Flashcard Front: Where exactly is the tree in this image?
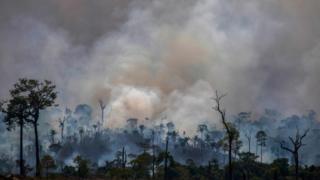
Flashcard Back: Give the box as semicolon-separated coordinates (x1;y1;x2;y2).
280;128;309;180
50;129;57;144
139;124;145;135
212;90;235;180
245;129;252;153
151;129;156;179
197;124;208;140
164;136;169;180
219;126;242;160
256;130;267;163
74;155;90;178
1;96;29;176
59;117;66;142
121;147;127;169
270;158;289;179
41;155;56;179
79;127;84;141
99;99;106;127
10;79;58;176
59;108;71;142
130;152;153;179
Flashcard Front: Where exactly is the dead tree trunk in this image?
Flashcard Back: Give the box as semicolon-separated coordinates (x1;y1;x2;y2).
99;100;106;128
245;133;251;153
280;128;309;180
59;117;66;142
19;121;25;176
122;146;127;169
164;136;169;180
152;130;155;179
212;90;233;180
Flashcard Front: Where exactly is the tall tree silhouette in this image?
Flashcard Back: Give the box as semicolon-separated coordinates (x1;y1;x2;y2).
99;99;106;127
50;129;56;144
59;108;71;142
10;79;57;177
59;117;66;142
212;90;235;180
280;128;309;180
1;96;29;176
256;130;267;163
245;131;252;153
164;136;169;180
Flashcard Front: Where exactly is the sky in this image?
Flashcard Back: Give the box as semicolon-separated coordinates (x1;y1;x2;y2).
1;0;320;133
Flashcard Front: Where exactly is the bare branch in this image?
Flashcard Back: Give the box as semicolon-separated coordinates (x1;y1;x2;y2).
99;99;106;110
300;129;309;141
289;137;295;145
280;141;294;153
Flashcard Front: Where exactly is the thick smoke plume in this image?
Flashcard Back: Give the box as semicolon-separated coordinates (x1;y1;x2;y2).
1;0;320;133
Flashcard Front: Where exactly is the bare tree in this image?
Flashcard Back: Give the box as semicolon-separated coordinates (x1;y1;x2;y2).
164;136;169;180
280;128;309;180
50;129;57;144
59;108;70;142
151;129;156;179
121;146;127;169
99;99;106;127
245;131;252;153
256;130;267;163
58;117;66;142
212;90;234;180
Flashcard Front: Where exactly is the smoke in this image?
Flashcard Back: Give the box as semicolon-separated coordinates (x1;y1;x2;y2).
1;0;320;132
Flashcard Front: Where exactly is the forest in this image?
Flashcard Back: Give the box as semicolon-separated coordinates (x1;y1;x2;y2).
1;79;320;180
2;1;320;179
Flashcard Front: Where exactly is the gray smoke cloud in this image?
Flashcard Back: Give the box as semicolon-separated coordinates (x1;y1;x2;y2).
1;0;320;134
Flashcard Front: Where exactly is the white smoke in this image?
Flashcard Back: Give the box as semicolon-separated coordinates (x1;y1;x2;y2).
1;0;320;134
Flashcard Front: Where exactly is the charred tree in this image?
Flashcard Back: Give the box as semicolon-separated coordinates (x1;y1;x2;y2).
212;90;234;180
122;146;127;169
280;128;309;180
151;129;156;179
99;99;106;128
59;117;66;142
245;130;252;153
164;136;169;180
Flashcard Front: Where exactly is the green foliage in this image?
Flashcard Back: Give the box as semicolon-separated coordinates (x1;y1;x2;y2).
130;152;152;179
105;167;133;180
10;79;57;112
3;78;58;176
256;130;267;147
219;124;242;155
41;154;56;177
62;165;76;177
270;158;289;178
74;155;90;178
238;152;258;162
